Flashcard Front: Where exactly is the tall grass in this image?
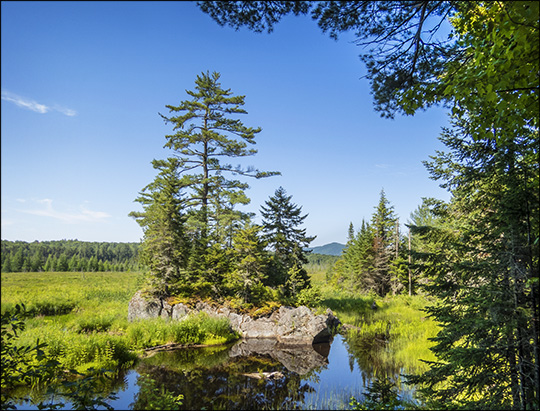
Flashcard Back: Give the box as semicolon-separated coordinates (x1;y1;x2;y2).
1;271;238;376
307;270;440;374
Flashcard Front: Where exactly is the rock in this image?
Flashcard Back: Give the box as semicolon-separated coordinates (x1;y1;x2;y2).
127;290;339;345
241;317;276;339
275;306;329;345
241;371;285;380
171;303;190;320
127;290;163;322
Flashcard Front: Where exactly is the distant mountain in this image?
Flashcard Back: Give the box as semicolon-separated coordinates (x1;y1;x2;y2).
308;242;345;256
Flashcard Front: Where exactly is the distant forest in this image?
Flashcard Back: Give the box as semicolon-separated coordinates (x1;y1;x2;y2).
1;240;141;273
0;239;337;273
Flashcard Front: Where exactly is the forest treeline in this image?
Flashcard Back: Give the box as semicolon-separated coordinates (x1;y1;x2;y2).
0;240;140;273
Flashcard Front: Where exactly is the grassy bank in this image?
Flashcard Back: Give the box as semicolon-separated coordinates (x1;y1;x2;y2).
1;271;238;376
310;273;439;374
2;269;438;379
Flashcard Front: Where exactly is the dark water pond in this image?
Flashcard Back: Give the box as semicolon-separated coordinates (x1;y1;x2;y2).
17;334;419;410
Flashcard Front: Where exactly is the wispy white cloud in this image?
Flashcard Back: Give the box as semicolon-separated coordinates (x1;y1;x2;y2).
1;89;77;116
20;199;110;223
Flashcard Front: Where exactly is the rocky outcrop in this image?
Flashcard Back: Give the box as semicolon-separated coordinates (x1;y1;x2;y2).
127;290;340;345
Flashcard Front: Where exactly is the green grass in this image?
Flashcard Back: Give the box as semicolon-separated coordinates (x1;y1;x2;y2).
307;269;440;374
1;271;239;376
2;269;438;378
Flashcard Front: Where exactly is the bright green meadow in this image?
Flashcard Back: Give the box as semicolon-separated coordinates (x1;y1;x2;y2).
1;270;438;379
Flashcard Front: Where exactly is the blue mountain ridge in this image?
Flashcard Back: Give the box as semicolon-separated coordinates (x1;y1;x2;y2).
307;242;345;256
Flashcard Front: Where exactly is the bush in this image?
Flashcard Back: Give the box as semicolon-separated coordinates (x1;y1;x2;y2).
295;285;323;308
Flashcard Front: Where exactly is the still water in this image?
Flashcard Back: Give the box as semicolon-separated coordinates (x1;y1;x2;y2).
17;334;418;410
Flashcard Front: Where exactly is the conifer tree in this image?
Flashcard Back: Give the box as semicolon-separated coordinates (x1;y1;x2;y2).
407;116;539;409
228;223;269;303
159;71;279;252
130;157;190;296
260;187;315;295
370;189;398;296
2;254;12;273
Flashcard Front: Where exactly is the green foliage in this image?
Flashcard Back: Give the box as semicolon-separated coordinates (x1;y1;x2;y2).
406;117;539;408
0;240;140;273
349;377;410;410
1;304;120;411
439;1;539;145
261;186;315;295
329;191;402;297
133;374;183;410
295;284;322;308
130;157;190;297
227;223;270;304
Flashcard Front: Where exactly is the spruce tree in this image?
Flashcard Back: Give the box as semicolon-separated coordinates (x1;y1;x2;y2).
407;117;539;409
130;157;190;297
260;187;316;295
370;189;398;296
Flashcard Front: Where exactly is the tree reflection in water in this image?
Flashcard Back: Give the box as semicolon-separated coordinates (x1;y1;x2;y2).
131;339;331;410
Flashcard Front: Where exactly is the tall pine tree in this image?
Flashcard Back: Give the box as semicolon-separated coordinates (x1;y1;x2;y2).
159;70;279;254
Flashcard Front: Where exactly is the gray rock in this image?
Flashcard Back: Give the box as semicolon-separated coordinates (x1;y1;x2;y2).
127;290;163;322
171;303;190;320
127;290;338;345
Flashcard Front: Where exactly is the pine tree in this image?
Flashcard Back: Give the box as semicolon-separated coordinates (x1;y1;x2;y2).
260;187;316;296
159;71;279;250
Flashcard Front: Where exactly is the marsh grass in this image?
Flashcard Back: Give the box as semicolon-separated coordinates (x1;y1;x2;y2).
307;269;439;375
1;271;238;377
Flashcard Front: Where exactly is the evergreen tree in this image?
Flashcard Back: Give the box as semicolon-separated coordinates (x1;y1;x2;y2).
30;249;44;272
11;249;24;273
260;187;316;295
56;254;69;272
407;116;539;409
2;254;12;273
159;70;279;252
228;223;269;304
130;157;190;297
370;189;398;296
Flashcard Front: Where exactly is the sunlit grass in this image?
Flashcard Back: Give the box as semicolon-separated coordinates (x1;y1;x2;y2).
1;271;239;375
307;267;440;374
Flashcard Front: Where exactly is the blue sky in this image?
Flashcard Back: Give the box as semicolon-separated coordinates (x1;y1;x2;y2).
1;1;452;247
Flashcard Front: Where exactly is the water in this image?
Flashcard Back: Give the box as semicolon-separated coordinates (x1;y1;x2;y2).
15;334;418;410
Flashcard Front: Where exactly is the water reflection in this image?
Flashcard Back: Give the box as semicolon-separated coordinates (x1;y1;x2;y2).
132;339;331;410
14;334;419;410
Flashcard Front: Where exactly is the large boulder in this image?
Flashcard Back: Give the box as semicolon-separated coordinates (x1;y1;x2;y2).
127;291;340;345
127;290;163;322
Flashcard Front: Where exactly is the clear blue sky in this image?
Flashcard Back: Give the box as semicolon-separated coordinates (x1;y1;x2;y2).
1;1;452;247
